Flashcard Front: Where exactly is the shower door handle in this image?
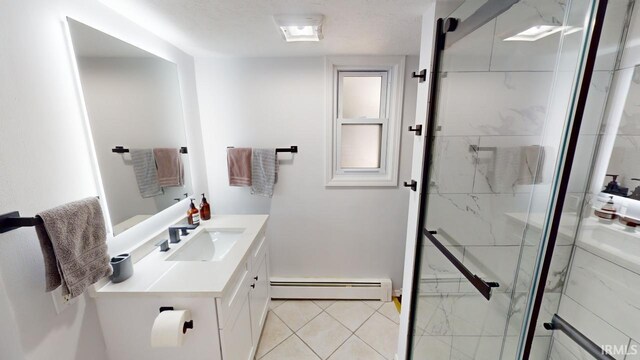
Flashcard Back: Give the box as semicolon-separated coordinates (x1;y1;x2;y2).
423;228;499;300
544;314;615;360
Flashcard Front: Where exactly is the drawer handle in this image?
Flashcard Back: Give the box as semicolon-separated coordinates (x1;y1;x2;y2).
254;276;259;281
250;283;255;289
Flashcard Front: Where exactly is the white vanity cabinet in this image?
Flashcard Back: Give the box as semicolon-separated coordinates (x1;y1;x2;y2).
249;236;270;345
217;234;270;360
95;215;270;360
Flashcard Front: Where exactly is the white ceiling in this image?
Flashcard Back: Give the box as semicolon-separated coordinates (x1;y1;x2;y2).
100;0;433;57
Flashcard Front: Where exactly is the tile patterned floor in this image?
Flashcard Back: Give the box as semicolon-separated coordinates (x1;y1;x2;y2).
256;300;400;360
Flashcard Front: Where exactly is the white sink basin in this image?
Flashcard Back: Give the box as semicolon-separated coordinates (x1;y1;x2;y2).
167;229;244;262
578;224;640;273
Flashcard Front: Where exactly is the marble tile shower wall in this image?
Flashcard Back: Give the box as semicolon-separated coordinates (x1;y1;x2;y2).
421;24;612;298
414;1;633;358
550;247;640;360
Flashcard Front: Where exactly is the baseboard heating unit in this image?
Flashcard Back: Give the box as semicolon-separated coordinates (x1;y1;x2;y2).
270;277;392;301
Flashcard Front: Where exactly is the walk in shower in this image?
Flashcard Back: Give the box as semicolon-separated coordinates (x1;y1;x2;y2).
407;0;638;359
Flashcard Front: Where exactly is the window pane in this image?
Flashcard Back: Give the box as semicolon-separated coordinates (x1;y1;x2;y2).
342;76;382;118
340;124;382;168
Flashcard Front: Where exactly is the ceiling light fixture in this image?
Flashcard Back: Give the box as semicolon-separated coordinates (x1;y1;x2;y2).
504;25;582;42
274;15;324;42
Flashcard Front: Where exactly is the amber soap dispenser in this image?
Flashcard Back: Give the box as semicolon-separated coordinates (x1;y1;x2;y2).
200;193;211;221
187;198;201;225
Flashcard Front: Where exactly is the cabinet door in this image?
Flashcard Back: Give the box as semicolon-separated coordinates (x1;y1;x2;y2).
220;293;254;360
249;254;269;344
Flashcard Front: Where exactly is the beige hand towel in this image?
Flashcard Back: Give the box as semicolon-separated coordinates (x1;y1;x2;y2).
35;197;112;299
227;148;252;186
153;148;184;187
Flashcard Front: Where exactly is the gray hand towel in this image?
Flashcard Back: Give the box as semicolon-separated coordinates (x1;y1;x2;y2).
251;148;278;197
35;197;112;299
518;145;545;185
489;145;545;192
153;148;184;187
131;149;163;198
489;146;523;193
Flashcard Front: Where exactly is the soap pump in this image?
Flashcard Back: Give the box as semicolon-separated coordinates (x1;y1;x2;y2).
603;174;629;197
200;193;211;221
187;198;200;225
594;196;618;220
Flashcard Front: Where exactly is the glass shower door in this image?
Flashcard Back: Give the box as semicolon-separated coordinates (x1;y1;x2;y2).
408;0;605;358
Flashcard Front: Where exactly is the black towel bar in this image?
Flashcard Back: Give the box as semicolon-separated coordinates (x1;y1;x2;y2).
0;211;44;234
0;196;101;234
112;146;188;154
227;146;298;153
469;145;497;152
276;146;298;153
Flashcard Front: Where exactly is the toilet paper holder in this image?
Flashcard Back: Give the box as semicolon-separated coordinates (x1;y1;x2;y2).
159;307;194;334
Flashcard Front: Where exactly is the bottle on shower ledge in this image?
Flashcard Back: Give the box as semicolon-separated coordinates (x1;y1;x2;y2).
187;198;200;225
200;193;211;221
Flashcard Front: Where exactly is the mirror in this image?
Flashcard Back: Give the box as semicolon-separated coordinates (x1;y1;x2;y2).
603;66;640;200
595;65;640;224
67;19;192;235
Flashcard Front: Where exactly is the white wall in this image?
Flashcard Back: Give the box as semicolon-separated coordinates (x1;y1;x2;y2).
195;55;418;290
0;1;206;359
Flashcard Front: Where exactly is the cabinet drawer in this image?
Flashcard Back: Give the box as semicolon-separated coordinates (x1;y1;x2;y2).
217;259;251;329
251;235;267;273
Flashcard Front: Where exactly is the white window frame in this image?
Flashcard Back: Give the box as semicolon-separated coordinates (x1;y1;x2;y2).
336;71;388;175
325;56;406;187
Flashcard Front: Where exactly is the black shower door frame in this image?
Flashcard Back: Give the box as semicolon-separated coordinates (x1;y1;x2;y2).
404;0;610;358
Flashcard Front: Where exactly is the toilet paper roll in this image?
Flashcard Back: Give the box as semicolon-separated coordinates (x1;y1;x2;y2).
150;309;192;348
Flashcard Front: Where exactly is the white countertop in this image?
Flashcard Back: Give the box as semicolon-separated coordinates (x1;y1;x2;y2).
506;212;640;273
504;212;580;244
576;217;640;274
96;215;268;297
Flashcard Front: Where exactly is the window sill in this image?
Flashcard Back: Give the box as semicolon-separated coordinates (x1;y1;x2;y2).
325;175;398;187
